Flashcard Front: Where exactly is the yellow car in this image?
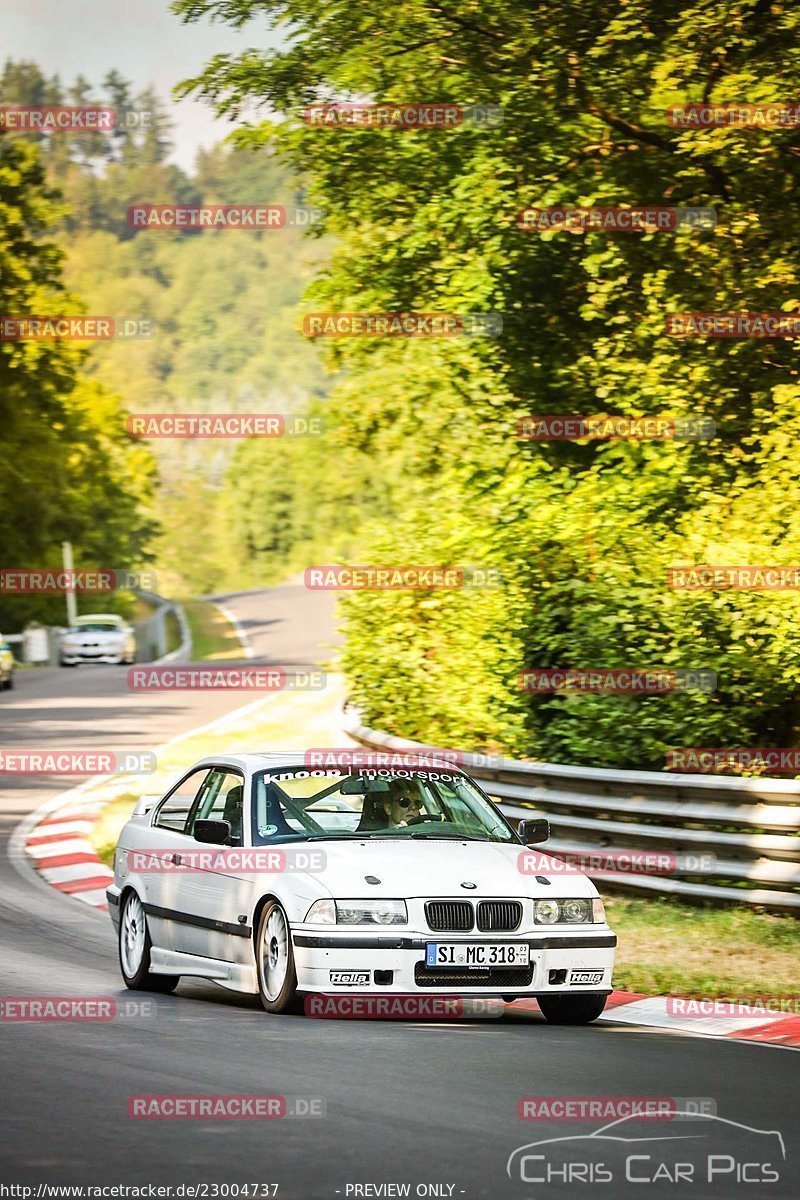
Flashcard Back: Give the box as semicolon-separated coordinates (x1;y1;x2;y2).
0;637;15;690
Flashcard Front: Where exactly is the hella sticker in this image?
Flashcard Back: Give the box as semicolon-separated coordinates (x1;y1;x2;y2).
568;968;605;986
330;971;371;987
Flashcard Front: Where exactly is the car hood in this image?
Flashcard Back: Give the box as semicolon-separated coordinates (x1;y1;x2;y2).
301;838;597;899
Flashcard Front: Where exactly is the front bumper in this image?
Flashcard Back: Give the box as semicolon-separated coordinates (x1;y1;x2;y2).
293;929;616;994
61;648;125;664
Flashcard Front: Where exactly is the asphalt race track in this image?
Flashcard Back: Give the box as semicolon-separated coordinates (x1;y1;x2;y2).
1;584;798;1198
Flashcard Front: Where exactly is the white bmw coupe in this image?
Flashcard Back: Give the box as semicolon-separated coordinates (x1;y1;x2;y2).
108;754;616;1022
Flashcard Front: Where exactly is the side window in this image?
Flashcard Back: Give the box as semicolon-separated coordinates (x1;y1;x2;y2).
153;768;210;833
187;769;245;846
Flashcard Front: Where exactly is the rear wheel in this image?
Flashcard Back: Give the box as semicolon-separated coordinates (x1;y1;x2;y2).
118;890;179;993
256;900;300;1013
536;993;607;1024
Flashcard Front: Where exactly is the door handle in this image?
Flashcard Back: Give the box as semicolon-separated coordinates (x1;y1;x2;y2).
171;853;182;866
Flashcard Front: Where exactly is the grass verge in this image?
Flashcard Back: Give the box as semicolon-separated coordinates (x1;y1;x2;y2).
606;894;800;996
182;600;244;661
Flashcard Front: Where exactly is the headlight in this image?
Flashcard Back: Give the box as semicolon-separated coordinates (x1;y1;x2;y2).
534;897;594;924
335;899;408;926
533;899;560;925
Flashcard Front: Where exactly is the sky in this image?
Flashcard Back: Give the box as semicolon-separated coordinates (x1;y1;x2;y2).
3;0;283;169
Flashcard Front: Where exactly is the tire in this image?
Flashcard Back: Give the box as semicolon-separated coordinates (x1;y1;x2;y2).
59;658;76;668
6;673;13;689
256;900;300;1013
118;890;179;993
536;992;607;1025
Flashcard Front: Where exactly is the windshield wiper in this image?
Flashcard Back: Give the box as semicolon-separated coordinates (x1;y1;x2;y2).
408;832;492;841
300;832;389;841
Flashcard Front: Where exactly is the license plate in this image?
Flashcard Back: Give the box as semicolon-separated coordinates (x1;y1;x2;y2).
425;942;530;969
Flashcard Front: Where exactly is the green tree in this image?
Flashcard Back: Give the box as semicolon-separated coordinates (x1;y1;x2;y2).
0;131;157;630
174;0;800;766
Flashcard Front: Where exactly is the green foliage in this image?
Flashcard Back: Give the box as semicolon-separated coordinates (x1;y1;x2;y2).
2;61;330;600
0;129;157;631
174;1;800;768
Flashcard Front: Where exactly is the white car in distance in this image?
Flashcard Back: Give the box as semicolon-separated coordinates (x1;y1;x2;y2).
108;754;616;1022
59;613;136;666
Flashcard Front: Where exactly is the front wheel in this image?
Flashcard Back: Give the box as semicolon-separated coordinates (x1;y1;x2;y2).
118;890;179;993
256;900;300;1013
536;993;607;1025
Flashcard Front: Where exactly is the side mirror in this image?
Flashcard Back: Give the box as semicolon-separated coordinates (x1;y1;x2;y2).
194;818;231;845
518;818;550;845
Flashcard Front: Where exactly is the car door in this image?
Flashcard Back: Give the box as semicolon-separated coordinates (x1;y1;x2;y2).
169;767;252;962
140;767;212;950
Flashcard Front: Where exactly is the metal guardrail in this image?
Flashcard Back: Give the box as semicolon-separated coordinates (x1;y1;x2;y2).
342;709;800;913
133;589;191;663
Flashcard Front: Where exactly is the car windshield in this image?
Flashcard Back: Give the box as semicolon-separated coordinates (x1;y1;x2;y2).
252;767;516;844
71;622;121;633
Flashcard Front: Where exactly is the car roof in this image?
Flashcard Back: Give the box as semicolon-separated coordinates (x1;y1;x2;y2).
190;751;465;773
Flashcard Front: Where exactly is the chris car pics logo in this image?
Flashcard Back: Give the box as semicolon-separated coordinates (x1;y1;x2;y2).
507;1112;785;1187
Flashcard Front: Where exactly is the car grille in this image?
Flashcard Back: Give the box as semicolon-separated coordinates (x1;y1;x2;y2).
415;962;534;988
476;900;522;932
425;901;474;932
